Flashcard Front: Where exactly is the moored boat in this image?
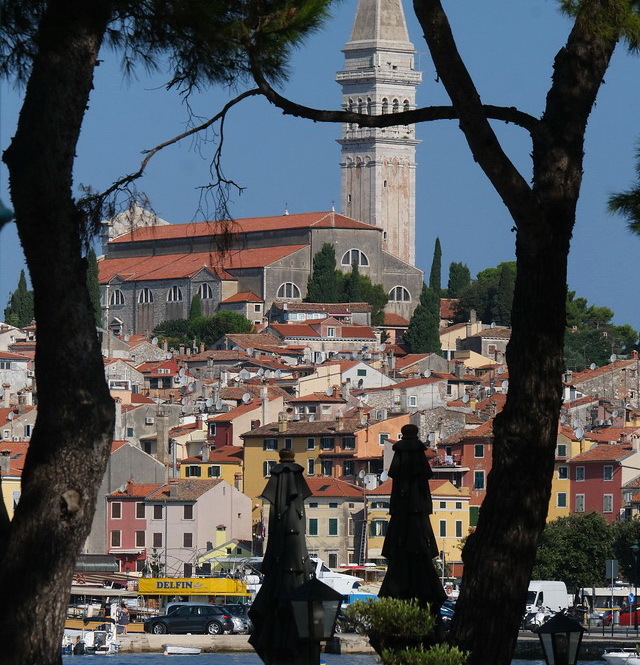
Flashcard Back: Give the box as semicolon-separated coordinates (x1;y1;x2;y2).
162;644;202;655
603;648;640;665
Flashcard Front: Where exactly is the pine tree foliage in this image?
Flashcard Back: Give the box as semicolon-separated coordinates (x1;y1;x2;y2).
3;269;34;327
428;237;442;295
189;294;203;320
492;262;514;327
344;260;362;302
403;284;441;354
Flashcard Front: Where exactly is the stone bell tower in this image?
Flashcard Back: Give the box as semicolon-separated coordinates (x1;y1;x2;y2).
337;0;421;266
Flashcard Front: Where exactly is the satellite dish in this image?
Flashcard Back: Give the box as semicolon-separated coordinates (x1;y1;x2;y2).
205;398;213;407
216;400;223;411
427;432;435;442
462;394;470;403
242;393;251;404
360;416;367;426
246;348;254;356
358;470;366;479
575;427;584;440
496;366;504;375
351;351;358;359
7;411;13;421
181;397;187;405
264;370;272;379
424;369;431;378
151;337;158;345
490;322;496;328
180;385;187;395
326;386;333;396
502;380;509;390
589;363;597;371
571;419;580;429
240;369;250;380
274;369;282;379
179;368;185;377
610;354;617;363
380;471;389;482
612;410;619;418
257;368;264;376
560;414;566;424
124;334;130;341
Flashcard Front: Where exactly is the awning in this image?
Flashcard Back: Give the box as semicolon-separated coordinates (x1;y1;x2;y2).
75;554;119;573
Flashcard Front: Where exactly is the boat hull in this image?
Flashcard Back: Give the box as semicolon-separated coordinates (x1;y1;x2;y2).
603;650;640;665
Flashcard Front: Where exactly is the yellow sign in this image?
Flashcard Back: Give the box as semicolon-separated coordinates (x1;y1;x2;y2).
138;578;250;596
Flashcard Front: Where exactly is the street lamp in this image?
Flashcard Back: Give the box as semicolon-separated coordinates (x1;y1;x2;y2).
631;540;640;634
534;612;585;665
290;577;343;665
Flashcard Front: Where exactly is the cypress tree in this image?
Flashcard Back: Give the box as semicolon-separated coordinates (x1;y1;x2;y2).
428;237;442;295
86;248;102;327
4;269;34;327
403;283;442;354
492;262;515;326
306;243;340;302
447;262;471;298
189;294;203;320
344;260;362;302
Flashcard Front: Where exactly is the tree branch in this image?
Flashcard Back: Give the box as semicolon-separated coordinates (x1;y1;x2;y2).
251;60;539;133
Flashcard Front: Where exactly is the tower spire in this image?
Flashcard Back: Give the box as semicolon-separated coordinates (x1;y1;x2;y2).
337;0;421;266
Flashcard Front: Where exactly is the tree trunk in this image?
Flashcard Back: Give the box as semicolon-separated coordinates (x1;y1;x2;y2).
409;1;617;662
0;1;113;663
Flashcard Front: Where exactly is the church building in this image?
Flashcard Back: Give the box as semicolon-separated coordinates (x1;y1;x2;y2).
98;0;425;336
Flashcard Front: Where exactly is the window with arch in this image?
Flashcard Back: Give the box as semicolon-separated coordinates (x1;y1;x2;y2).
366;97;372;114
381;98;389;114
138;288;153;304
197;283;213;300
388;286;411;302
341;249;369;267
403;99;410;112
277;282;301;299
167;285;183;302
357;98;364;114
110;289;125;306
392;99;400;113
348;98;354;112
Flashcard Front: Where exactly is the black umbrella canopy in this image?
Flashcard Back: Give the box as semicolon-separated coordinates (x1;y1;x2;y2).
379;424;447;610
249;449;315;665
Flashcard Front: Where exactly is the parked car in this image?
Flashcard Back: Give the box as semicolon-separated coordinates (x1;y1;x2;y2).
219;604;252;634
143;603;233;635
604;603;640;627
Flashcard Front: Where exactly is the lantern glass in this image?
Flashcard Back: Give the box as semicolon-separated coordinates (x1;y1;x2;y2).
535;613;584;665
289;577;344;641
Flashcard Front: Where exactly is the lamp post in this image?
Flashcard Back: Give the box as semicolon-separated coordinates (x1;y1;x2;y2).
631;540;640;634
290;577;343;665
534;612;585;665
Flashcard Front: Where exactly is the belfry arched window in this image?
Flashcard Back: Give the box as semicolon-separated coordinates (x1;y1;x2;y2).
388;286;411;302
277;282;301;299
341;249;369;267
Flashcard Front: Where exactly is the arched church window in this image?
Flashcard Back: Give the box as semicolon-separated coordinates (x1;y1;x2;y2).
348;98;354;112
381;98;389;114
167;285;183;302
388;286;411;302
198;283;213;300
392;99;400;113
277;282;301;299
367;98;372;114
138;288;153;304
357;98;364;114
403;99;410;112
110;289;125;306
341;249;369;267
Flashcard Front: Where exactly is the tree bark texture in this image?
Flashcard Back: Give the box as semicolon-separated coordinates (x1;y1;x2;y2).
411;1;617;663
1;1;114;663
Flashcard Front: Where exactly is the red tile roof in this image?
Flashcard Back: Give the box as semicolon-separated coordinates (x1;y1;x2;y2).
108;212;379;244
383;313;409;327
221;291;263;303
570;442;636;463
99;246;307;284
306;477;364;498
440;298;459;320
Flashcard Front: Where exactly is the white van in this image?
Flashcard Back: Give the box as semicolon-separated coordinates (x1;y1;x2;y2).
526;580;570;613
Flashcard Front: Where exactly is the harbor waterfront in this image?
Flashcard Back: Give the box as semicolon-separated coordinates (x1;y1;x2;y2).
96;631;638;661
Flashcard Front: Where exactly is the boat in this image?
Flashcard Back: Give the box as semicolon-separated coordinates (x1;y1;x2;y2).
68;619;120;655
603;648;640;665
162;644;202;655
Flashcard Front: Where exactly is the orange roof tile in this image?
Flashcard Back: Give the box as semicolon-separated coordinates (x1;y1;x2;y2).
306;477;364;498
570;442;636;463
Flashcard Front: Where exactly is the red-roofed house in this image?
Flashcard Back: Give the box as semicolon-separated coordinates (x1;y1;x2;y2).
568;441;640;521
0;442;28;518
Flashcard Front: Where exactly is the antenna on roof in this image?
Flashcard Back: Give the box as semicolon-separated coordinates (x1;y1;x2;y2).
284;204;289;216
242;393;251;404
152;337;158;345
589;363;597;371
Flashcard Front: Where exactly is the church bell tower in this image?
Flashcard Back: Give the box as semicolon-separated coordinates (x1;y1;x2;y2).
337;0;421;266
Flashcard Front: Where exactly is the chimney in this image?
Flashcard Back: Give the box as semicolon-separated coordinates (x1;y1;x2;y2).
278;412;287;433
261;385;268;427
201;443;210;463
0;450;10;475
216;525;227;546
634;350;639;361
234;472;243;492
196;413;206;430
200;342;205;353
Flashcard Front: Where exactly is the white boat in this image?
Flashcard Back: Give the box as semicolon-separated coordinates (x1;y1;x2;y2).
603;648;640;665
77;619;120;655
162;644;202;655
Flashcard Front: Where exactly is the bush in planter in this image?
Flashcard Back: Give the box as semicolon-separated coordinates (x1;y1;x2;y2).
343;598;467;665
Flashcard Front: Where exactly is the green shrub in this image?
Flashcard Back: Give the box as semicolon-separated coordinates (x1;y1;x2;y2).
343;597;435;640
381;644;468;665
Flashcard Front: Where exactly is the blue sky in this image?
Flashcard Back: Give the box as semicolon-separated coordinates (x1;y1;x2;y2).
2;1;640;332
